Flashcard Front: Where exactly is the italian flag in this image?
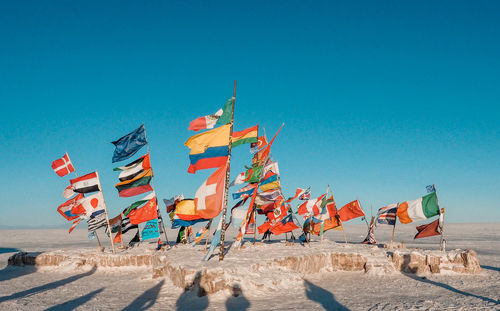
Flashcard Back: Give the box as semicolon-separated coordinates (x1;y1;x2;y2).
396;192;440;224
188;97;233;131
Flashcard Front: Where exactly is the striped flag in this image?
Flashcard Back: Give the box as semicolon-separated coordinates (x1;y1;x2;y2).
51;153;75;177
113;153;151;182
376;203;398;226
88;210;107;232
70;172;100;194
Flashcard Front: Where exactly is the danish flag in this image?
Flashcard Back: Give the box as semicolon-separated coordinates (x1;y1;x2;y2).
51;153;75;177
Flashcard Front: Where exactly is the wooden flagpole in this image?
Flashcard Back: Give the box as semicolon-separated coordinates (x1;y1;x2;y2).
358;199;369;228
143;126;170;246
390;203;398;248
332;192;348;244
95;170;115;253
434;184;445;251
320;185;330;246
219;80;237;261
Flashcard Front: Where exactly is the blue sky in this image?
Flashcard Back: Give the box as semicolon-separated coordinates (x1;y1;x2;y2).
1;1;499;228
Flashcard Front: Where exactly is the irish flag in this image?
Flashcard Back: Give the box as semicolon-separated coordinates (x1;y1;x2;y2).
188;97;234;131
396;192;440;224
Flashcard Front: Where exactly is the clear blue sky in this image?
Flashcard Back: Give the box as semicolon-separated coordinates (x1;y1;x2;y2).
1;1;499;228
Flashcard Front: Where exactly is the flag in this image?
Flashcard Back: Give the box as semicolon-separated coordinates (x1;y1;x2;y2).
297;194;326;217
114;153;151;182
271;214;300;235
286;188;307;203
258;171;280;192
111;124;148;163
113;230;122;244
185;124;230;173
414;213;443;239
127;195;158;225
250;135;268;154
51;153;75;177
115;169;153;197
362;222;377;244
140;219;160;240
171;217;207;229
376;203;398;226
163;194;184;213
193;221;211;245
230;164;263;187
173;199;202;221
233;184;258;200
396;192;440;224
426;185;436;193
203;213;224;261
70;172;100;194
310;217;342;235
338;200;365;222
62;185;76;199
121;217;138;234
195;165;227;219
72;192;105;217
299;188;311;200
232;125;258;148
188;97;233;131
262;161;280;178
122;192;156;217
69;217;83;234
258;123;284;161
57;193;84;221
255;189;282;205
176;226;192;244
313;196;336;222
88;210;107;232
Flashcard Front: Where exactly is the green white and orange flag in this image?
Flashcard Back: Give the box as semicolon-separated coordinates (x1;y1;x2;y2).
396;191;440;224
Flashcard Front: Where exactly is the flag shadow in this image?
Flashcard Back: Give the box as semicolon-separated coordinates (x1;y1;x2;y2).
225;284;250;311
45;288;104;310
0;265;37;283
304;279;349;311
481;265;500;272
0;266;97;304
122;279;165;311
404;274;500;305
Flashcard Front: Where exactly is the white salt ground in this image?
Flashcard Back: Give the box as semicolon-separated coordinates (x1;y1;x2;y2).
0;223;499;310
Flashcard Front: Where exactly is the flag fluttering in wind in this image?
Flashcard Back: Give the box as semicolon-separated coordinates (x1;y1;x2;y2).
194;165;227;219
122;192;156;217
396;192;440;224
232;125;258;148
338;200;365;222
188;97;233;131
286;188;308;203
72;192;105;217
297;194;326;217
57;193;84;221
230;164;263;187
250;135;268;154
376;203;398;226
184;124;230;173
51;153;75;177
111;124;148;163
127;194;158;225
70;172;100;194
114;153;151;182
115;169;153;197
414;212;443;239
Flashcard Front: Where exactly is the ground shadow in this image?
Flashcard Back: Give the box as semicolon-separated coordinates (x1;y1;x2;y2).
45;288;104;310
481;265;500;272
304;279;349;310
0;247;21;254
0;265;37;283
175;271;209;311
405;274;499;305
122;280;164;311
0;266;97;303
225;284;250;311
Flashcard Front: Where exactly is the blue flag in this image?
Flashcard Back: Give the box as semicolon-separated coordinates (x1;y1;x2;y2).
112;124;148;163
140;219;160;241
426;185;435;193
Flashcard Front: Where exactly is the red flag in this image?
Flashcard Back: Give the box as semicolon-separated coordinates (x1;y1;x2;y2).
414;217;441;239
113;230;122;244
51;153;75;177
194;165;227;219
259;124;284;160
338;200;365;222
128;197;158;225
57;193;84;221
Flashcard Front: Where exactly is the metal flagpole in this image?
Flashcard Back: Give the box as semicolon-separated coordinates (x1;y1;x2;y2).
434;185;445;251
95;170;115;253
143;125;170;246
219;80;237;261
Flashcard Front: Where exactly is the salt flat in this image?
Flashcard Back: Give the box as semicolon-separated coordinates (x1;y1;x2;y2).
0;223;499;310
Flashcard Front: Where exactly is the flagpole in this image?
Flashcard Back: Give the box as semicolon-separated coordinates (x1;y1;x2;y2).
390;203;398;248
358;199;369;228
434;184;445;251
95;231;102;247
143;125;170;246
219;80;237;261
96;170;115;253
320;185;329;246
332;192;348;244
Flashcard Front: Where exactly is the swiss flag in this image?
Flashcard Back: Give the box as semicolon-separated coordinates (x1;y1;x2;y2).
51;153;75;177
194;165;227;219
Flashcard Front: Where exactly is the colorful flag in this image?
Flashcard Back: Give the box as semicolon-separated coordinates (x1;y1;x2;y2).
70;172;100;194
362;222;377;244
176;226;192;244
163;194;184;213
299;188;311;200
250;135;268;154
188;97;233;131
230;164;263;186
310;217;342;235
173;199;201;220
258;123;284;161
232;125;258;148
123;192;156;217
414;213;443;239
185;124;230;173
195;165;227;219
127;195;158;225
72;192;105;217
255;189;282;205
51;153;75;177
57;193;84;221
62;185;76;199
111;124;148;163
233;184;258;200
258;171;280;192
376;203;398;226
396;192;440;224
203;212;223;261
140;219;160;240
115;169;153;197
113;153;151;182
297;194;326;217
69;217;83;234
286;188;307;203
193;221;211;245
271;214;300;235
338;200;365;222
171;217;207;229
